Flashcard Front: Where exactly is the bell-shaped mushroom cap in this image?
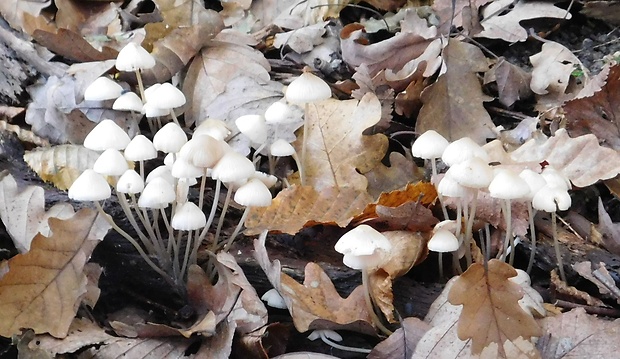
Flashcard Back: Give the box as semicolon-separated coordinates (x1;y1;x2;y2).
179;135;228;169
153;122;187;153
234;178;272;207
270;139;295;157
171;202;206;230
84;77;123;101
145;165;174;185
235;114;268;144
488;170;530;200
93;148;129;176
124;135;157;161
116;169;144;194
138;177;176;208
411;130;449;160
261;289;287;309
84;119;131;151
151;82;186;110
211;152;255;183
115;42;156;72
144;84;161;102
251;171;278;188
441;137;489;166
307;330;343;342
445;157;493;189
285;72;332;105
437;175;469;198
113;92;143;112
519;169;546;201
334;225;392;270
428;229;459;252
194;119;231;141
143;101;169;118
541;166;571;191
264;100;296;124
532;184;571;212
68;169;111;201
171;157;203;179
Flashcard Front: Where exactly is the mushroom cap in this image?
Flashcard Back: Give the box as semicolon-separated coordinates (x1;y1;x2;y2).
142;101;169;118
116;169;144;194
235;114;268;144
541;166;571;191
84;77;123;101
519;169;546;201
264;100;296;124
411;130;449;160
115;42;156;72
251;171;278;188
285;72;331;105
441;137;489;166
234;178;273;207
334;225;392;270
446;157;493;189
83;119;131;151
211;152;255;183
428;229;459;252
531;184;571;212
112;91;143;112
307;329;343;342
153;122;187;153
261;289;287;309
270;139;295;157
179;135;228;169
138;177;176;208
171;202;206;230
151;82;186;109
124;135;157;161
68;169;111;201
171;157;203;179
437;175;469;198
145;165;174;185
194;119;231;141
488;170;530;200
93;148;129;176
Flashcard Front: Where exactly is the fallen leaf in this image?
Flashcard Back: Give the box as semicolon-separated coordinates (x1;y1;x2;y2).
273;21;328;53
416;40;496;144
368;317;430;359
0;119;49;147
550;269;605;307
0;172;75;253
31;28;118;63
79;335;210;359
0;0;51;34
572;261;620;305
364;152;424;199
28;318;114;356
432;0;492;33
351;65;395;131
448;260;542;354
244;186;373;235
538;308;620;358
476;0;571;42
592;199;620;256
484;57;532;107
530;42;581;95
0;209;110;338
293;92;388;191
354;182;438;224
253;233;376;335
54;0;121;36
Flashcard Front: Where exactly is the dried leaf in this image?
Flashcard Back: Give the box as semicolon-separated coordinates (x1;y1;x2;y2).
0;0;50;34
595;198;620;256
416;40;495;144
354;182;437;223
476;0;571;42
538;308;620;358
484;57;532;107
24;145;104;191
0;209;110;338
79;335;209;359
254;233;376;335
0;120;49;147
550;269;605;307
573;261;620;305
0;173;74;253
294;93;388;191
244;186;373;235
368;317;430;359
448;260;542;354
364;152;423;199
32;28;118;63
28;318;114;356
530;42;581;95
432;0;492;32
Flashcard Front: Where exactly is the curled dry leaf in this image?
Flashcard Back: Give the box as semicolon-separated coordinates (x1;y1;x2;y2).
364;152;424;199
448;260;542;355
550;270;605;307
530;42;581;95
0;173;74;253
416;40;496;144
0;209;110;338
293;93;388;191
538;308;620;358
253;233;376;335
244;185;373;236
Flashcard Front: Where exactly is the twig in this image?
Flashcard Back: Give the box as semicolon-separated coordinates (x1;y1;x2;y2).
554;300;620;317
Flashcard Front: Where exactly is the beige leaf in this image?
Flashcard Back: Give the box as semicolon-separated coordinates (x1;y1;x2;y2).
0;209;110;338
572;261;620;305
294;92;388;191
530;42;581;95
28;318;114;356
244;185;373;235
0;0;50;34
368;317;430;359
416;40;496;144
476;0;570;42
0;172;74;253
595;198;620;256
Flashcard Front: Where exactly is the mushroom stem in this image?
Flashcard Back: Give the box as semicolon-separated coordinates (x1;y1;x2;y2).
117;192;157;255
430;159;449;220
180;230;193;279
212;183;233;249
169;109;181;127
134;69;146;103
318;332;371;354
195;178;221;262
300;103;310;186
437;252;444;280
361;268;392;336
464;190;479;267
526;203;537;274
224;207;250;251
552;212;567;282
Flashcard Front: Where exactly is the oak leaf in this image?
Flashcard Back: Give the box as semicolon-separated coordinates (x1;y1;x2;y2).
432;0;492;33
0;209;110;338
254;233;376;335
0;173;74;253
416;40;496;144
293;92;388;191
0;0;50;34
368;317;430;359
530;42;581;95
244;185;373;235
448;260;542;354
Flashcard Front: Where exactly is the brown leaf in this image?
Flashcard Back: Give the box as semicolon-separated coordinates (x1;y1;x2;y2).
448;260;542;354
354;182;437;223
0;209;110;338
432;0;492;33
538;308;620;358
28;318;114;356
245;186;372;235
254;233;376;335
364;152;424;199
416;40;496;144
368;317;430;359
484;57;532;107
293;93;388;191
55;0;121;35
595;198;620;256
32;28;118;63
564;64;620;150
572;261;620;305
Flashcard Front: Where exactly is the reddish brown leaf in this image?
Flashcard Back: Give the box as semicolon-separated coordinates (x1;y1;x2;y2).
353;182;437;223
